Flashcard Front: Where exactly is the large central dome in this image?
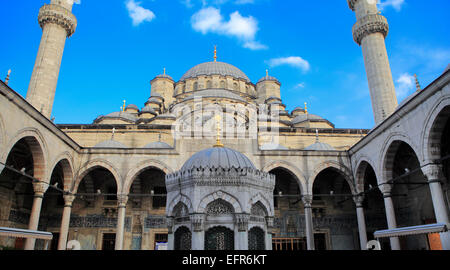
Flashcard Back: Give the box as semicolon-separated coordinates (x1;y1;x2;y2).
180;61;250;82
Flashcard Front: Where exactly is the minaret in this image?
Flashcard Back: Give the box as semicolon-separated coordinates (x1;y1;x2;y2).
26;0;77;118
348;0;398;125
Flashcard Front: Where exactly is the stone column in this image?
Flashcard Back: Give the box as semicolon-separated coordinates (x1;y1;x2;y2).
354;195;368;250
380;183;401;250
265;216;274;250
190;213;205;250
24;181;48;250
422;164;450;250
57;194;75;250
167;217;174;250
302;195;315;250
115;194;128;250
235;214;249;250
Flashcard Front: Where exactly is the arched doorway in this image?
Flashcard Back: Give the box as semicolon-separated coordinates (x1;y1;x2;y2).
70;166;119;250
39;159;72;250
269;167;304;250
248;226;265;250
0;137;45;249
174;226;191;250
205;226;234;250
312;167;357;250
384;141;435;250
355;161;389;250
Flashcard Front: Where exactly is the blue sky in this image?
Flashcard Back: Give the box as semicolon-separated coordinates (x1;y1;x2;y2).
1;0;449;128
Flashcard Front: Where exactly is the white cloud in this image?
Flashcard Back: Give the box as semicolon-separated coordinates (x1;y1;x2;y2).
295;82;306;89
191;7;266;50
267;56;311;72
126;0;156;26
378;0;405;11
395;73;415;100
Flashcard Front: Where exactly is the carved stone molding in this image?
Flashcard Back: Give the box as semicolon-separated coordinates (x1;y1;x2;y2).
166;217;174;234
265;216;274;229
352;14;389;45
38;4;77;37
235;213;250;232
190;213;205;232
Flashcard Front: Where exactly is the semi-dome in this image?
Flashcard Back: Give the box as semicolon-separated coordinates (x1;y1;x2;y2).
93;140;127;148
181;147;255;171
180;61;250;82
257;75;280;84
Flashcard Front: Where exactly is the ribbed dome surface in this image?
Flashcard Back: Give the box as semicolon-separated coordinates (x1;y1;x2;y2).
180;62;250;82
304;142;335;151
93;140;127;148
143;141;172;149
181;147;255;171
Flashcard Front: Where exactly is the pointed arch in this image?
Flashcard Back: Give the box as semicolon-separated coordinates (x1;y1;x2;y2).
262;160;307;195
197;190;242;213
167;193;193;216
49;151;74;191
3;128;48;181
308;161;356;195
72;159;122;194
248;193;273;216
122;159;173;194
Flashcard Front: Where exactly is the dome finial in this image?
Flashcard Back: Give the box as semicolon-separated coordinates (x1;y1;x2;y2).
122;100;126;112
214;45;217;62
266;69;269;77
214;114;224;147
304;102;308;114
163;67;166;75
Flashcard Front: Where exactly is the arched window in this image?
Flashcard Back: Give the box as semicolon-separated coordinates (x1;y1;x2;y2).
248;227;265;250
174;226;192;250
207;80;212;88
205;226;234;250
233;82;239;91
193;82;198;91
220;80;226;89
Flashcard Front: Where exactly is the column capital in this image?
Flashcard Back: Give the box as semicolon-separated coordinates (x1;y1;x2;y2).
353;194;365;208
166;217;174;234
190;213;205;232
422;164;445;183
302;194;313;207
38;4;77;37
32;181;48;197
117;194;128;208
235;213;250;232
63;194;76;207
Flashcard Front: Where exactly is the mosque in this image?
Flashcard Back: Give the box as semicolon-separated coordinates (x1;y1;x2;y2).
0;0;449;250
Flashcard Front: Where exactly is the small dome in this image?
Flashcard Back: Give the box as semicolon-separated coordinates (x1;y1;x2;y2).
180;62;250;82
257;75;280;84
126;104;139;111
145;97;162;105
140;106;157;115
260;143;288;150
154;74;174;81
292;107;305;113
97;111;137;123
292;114;324;124
181;147;255;171
304;142;335;151
143;141;172;149
93;140;127;148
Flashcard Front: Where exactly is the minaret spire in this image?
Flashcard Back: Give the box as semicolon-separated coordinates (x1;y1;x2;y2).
26;0;77;118
4;69;11;85
414;74;421;91
348;0;398;125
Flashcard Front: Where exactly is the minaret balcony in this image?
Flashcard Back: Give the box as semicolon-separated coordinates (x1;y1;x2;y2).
38;4;77;37
352;14;389;45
